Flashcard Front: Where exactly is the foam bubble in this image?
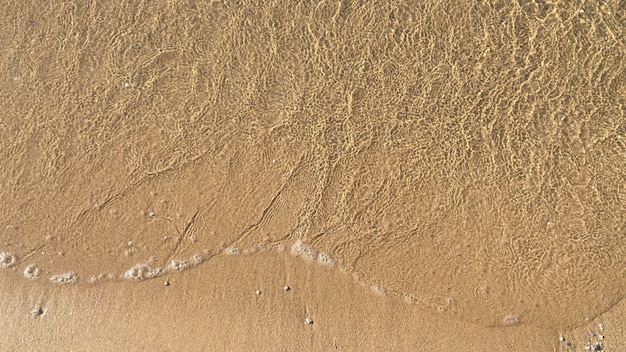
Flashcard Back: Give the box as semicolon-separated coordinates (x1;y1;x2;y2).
291;240;304;255
190;254;203;265
371;285;386;296
316;252;335;267
242;248;257;255
23;264;40;280
503;315;521;326
291;240;317;261
88;274;106;283
0;252;18;268
50;272;78;284
166;260;190;272
123;264;163;280
223;247;240;255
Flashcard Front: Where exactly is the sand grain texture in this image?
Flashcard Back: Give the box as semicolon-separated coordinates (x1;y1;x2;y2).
1;0;625;351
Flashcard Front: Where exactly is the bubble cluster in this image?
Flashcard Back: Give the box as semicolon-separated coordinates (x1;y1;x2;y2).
503;315;520;326
23;264;40;280
291;240;317;261
223;247;240;255
242;248;257;255
50;272;78;284
123;264;162;280
190;254;203;265
166;260;190;272
0;252;18;268
89;275;101;283
316;252;336;267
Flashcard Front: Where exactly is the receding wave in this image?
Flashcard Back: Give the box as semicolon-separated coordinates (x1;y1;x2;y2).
0;0;624;331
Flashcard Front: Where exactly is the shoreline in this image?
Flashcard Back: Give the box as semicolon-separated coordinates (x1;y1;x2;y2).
1;252;572;351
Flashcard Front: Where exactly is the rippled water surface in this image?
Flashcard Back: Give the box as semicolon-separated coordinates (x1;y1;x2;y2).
1;0;625;329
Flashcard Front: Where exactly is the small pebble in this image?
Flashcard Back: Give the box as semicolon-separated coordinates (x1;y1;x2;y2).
305;317;314;324
598;335;604;340
148;211;155;217
283;286;290;292
559;336;565;342
124;82;130;88
599;323;604;330
31;307;43;318
255;290;261;295
585;342;603;351
164;280;170;286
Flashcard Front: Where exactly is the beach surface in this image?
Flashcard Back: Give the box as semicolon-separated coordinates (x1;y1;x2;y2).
1;0;625;350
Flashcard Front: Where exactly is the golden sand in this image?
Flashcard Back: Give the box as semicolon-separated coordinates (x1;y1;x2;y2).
1;0;625;350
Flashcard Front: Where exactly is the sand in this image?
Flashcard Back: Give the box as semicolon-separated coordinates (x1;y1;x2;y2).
1;0;625;351
1;254;625;351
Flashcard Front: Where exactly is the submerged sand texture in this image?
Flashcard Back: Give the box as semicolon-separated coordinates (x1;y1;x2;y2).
1;0;625;351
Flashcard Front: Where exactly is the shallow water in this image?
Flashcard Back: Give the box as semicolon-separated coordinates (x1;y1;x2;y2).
1;0;625;330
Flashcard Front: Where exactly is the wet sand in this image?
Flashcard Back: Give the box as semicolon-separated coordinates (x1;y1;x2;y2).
1;253;625;351
1;0;625;351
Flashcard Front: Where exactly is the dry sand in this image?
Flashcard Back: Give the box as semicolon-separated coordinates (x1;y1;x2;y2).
1;0;625;351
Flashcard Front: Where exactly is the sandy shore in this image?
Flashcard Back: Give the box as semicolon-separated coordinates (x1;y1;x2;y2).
1;252;625;351
0;253;579;351
1;0;625;350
